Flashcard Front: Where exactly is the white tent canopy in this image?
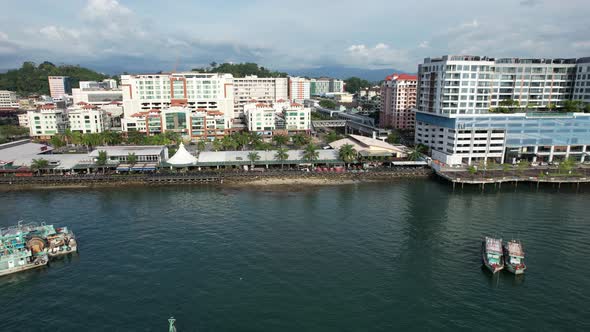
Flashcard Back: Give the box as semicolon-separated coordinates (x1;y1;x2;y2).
166;143;197;166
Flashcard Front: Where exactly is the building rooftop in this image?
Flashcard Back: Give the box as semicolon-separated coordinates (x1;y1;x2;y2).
88;146;166;157
0;140;54;164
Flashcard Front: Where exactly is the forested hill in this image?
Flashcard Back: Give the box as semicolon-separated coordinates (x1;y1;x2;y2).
0;61;110;96
192;62;288;78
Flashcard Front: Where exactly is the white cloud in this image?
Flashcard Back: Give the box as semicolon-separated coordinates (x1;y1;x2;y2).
418;41;430;49
573;41;590;49
345;43;411;69
0;32;7;41
39;26;80;41
83;0;132;19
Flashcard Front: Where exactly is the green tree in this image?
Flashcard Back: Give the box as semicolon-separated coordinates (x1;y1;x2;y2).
221;135;238;151
274;147;289;169
126;131;146;145
325;131;343;143
407;148;423;161
344;77;371;94
562;100;584;113
386;132;400;144
319;100;336;109
247;132;262;150
233;132;250;151
71;131;83;145
272;134;289;147
467;165;477;175
197;140;206;152
502;163;512;176
49;134;65;148
96;150;108;166
127;152;138;164
292;133;310;148
30;158;49;175
302;143;319;166
212;139;223;152
338;144;357;166
247;151;261;167
584;104;590;113
559;157;576;174
192;62;288;78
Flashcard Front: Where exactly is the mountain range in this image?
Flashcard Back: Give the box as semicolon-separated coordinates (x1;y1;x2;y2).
283;66;410;82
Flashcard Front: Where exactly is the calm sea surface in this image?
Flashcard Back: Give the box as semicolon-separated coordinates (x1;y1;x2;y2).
0;180;589;331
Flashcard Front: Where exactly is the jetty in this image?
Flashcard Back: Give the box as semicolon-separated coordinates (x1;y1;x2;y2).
432;163;590;190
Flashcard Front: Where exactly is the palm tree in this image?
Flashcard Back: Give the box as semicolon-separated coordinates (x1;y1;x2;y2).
302;143;319;167
96;150;108;174
197;140;206;152
63;129;72;146
49;134;65;148
127;152;138;165
31;158;49;175
292;134;310;148
221;135;238;151
272;134;288;147
338;143;357;167
248;132;262;150
407;148;422;161
275;147;289;169
71;131;83;146
212;139;223;152
247;151;261;168
233;132;250;151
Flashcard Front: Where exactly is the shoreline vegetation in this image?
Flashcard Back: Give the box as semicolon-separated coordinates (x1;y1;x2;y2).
0;169;432;191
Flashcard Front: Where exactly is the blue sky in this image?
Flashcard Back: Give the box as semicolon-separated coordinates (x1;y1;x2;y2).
0;0;589;73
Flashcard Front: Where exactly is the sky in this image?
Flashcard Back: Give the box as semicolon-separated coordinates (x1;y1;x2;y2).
0;0;589;74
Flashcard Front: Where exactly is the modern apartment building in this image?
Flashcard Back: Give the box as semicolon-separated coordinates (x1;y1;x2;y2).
0;90;19;109
26;104;68;139
232;76;288;117
380;74;417;130
68;104;111;133
288;77;311;101
573;57;590;103
48;76;72;98
280;103;311;132
161;106;226;140
120;72;234;128
415;55;590;166
310;78;344;96
244;103;276;135
17;113;29;127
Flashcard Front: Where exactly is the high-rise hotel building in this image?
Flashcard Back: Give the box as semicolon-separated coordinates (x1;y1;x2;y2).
120;72;235;130
415;55;590;166
380;74;417;130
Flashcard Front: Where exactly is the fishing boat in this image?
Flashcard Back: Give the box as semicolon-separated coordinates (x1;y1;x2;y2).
45;227;77;258
482;237;504;273
503;240;526;275
0;222;49;277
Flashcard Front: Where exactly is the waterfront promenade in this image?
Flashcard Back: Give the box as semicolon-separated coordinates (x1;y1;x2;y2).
0;167;433;190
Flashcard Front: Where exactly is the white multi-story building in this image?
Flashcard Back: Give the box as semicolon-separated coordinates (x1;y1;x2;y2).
417;55;576;116
574;57;590;104
281;103;311;132
68;104;111;133
244;103;276;135
0;90;19;109
72;88;123;106
120;72;234;130
232;76;288;117
26;104;68;139
415;55;590;166
18;113;29;127
288;77;310;101
48;76;72;99
381;74;417;130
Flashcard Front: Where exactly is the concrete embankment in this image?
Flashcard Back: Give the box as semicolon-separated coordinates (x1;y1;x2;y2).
0;168;433;191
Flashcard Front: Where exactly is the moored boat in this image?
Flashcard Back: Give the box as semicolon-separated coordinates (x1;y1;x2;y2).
24;223;78;258
503;240;526;275
0;222;49;277
482;237;504;273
